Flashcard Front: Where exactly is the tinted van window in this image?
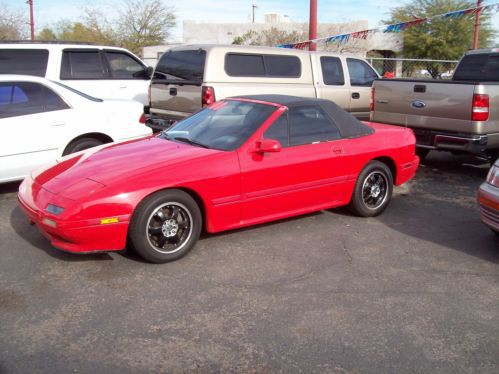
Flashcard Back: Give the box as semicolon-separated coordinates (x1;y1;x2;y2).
61;51;108;79
155;50;206;81
225;53;301;77
0;49;49;76
453;53;499;81
225;54;265;76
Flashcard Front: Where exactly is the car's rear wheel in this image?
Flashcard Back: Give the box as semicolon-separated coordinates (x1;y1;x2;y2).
349;161;393;217
63;137;104;156
128;189;202;263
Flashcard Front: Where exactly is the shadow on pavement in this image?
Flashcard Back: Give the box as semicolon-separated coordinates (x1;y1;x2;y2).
378;152;498;263
10;206;113;262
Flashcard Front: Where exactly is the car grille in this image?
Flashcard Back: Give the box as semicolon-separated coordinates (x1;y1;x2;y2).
479;204;499;230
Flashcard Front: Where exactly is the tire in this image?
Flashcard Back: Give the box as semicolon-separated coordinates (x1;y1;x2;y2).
349;161;394;217
128;189;202;263
416;147;430;161
63;138;104;156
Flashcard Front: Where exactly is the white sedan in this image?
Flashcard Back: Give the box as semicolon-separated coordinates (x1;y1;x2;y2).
0;75;152;183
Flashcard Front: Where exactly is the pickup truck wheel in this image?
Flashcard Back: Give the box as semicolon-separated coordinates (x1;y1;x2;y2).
349;161;393;217
128;189;202;263
416;148;430;161
63;138;104;156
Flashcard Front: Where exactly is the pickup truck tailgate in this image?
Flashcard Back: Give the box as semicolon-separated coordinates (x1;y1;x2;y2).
371;80;478;133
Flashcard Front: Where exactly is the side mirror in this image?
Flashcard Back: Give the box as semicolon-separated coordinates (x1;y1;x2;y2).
145;66;154;79
133;66;154;79
256;138;282;153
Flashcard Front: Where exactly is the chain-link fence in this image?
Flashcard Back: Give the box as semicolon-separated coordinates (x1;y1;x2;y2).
367;58;459;79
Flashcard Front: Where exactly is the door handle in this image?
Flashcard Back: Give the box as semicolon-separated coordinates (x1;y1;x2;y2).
332;146;344;155
169;87;177;96
51;123;65;127
352;92;360;99
119;85;127;89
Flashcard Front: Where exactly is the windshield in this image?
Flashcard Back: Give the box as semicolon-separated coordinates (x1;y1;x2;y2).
51;81;103;102
160;100;276;151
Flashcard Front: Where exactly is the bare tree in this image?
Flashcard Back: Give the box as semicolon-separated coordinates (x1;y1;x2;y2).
116;0;176;54
0;4;28;40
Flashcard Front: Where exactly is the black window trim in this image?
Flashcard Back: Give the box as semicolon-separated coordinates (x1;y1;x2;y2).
224;52;302;78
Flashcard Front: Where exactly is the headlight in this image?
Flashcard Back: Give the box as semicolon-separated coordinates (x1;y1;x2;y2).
486;164;499;187
46;204;65;216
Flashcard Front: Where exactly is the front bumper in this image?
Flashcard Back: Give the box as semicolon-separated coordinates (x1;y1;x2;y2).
18;178;130;253
477;182;499;232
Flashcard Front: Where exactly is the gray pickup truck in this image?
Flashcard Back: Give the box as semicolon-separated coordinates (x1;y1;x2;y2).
370;49;499;161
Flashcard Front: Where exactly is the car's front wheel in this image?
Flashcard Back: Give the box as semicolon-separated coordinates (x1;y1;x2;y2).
63;137;104;155
349;161;393;217
128;189;202;263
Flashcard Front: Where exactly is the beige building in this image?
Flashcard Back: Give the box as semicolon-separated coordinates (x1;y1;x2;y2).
142;16;402;65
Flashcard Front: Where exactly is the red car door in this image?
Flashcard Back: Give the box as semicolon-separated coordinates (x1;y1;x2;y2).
238;105;350;226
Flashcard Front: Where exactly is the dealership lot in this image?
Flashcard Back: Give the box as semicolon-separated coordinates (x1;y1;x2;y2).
1;152;498;373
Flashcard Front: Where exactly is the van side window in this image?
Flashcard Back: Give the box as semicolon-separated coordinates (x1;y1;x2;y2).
61;51;108;79
0;49;49;77
346;58;378;87
288;106;341;146
225;54;301;77
225;54;265;76
264;56;301;77
264;112;289;146
321;57;345;86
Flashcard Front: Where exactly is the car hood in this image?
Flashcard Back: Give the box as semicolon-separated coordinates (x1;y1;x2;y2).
33;136;221;197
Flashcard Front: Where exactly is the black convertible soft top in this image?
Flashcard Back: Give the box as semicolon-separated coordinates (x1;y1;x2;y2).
232;95;374;139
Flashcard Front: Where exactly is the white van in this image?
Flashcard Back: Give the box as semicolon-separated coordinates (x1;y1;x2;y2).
0;42;152;105
147;44;380;130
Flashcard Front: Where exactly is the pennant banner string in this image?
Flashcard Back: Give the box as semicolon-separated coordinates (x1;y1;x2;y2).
277;2;499;49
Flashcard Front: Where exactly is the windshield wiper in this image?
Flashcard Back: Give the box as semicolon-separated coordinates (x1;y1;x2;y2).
173;136;211;149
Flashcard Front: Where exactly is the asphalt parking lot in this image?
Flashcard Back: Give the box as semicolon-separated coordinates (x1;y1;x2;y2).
0;152;498;373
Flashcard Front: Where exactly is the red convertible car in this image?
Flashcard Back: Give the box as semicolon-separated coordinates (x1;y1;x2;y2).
18;95;419;263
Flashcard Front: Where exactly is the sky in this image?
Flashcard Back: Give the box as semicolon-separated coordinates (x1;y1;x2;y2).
5;0;499;44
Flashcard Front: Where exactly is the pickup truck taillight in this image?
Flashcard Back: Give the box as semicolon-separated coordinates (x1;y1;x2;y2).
472;94;489;121
202;86;216;107
370;87;375;112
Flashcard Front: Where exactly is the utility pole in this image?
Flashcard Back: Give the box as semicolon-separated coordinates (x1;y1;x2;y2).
252;4;258;24
27;0;35;41
472;0;482;49
309;0;317;51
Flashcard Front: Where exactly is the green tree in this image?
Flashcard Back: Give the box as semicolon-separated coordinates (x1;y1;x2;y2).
117;0;176;54
386;0;495;77
37;28;57;41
